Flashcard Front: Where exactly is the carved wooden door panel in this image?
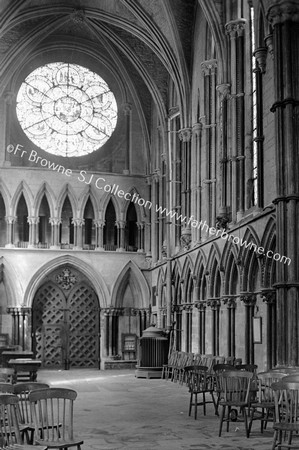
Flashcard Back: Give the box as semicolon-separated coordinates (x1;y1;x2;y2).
32;268;99;368
68;283;99;368
32;282;66;367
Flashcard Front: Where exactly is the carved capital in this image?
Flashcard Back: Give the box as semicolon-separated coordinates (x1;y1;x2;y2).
180;226;192;250
223;297;237;309
116;220;126;229
201;59;217;76
192;122;203;137
254;47;268;73
261;289;276;304
216;83;231;100
5;216;17;225
264;34;274;59
49;217;62;226
195;301;206;311
267;1;299;25
225;19;247;38
94;219;105;228
240;294;256;307
206;298;221;310
72;218;84;227
27;216;40;225
178;127;192;142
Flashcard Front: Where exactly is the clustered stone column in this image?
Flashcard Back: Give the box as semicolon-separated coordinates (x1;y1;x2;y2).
7;306;31;350
27;216;39;248
266;0;299;367
94;219;105;250
241;294;256;364
49;217;61;249
5;216;17;248
225;19;246;221
223;297;237;358
72;218;84;249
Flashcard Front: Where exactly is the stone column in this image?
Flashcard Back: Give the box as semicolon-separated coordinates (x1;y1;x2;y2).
72;218;84;249
178;127;192;221
207;299;221;356
266;0;299;366
116;220;126;252
123;102;132;175
216;84;231;223
136;221;145;252
27;216;39;248
192;122;203;243
262;289;277;369
94;219;105;251
5;216;17;248
223;297;237;358
225;19;246;221
241;294;256;364
49;217;61;249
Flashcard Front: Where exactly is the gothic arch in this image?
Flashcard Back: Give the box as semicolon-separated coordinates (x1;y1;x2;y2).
261;216;276;288
56;184;77;218
220;242;240;296
239;226;262;293
206;244;222;298
181;256;195;302
100;192;121;222
78;187;99;221
0;178;11;215
33;182;56;218
111;261;150;309
11;181;34;216
24;255;109;309
120;186;147;222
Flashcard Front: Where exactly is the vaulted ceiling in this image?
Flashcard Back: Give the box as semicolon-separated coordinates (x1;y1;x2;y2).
0;0;197;136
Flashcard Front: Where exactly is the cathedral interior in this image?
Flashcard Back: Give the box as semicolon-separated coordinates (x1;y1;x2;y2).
0;0;298;376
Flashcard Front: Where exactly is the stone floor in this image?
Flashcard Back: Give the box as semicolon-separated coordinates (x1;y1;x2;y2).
36;368;277;450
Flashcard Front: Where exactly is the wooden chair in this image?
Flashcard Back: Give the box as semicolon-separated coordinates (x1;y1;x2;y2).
248;371;286;435
185;365;216;419
0;393;47;450
161;350;178;380
218;371;253;438
272;381;299;450
0;383;14;393
13;382;50;444
29;387;83;449
235;364;258;374
212;364;236;415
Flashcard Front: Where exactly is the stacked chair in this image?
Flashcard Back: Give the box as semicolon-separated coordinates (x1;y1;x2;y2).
185;365;217;419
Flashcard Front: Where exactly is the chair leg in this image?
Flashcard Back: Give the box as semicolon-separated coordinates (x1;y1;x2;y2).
189;393;193;417
203;392;206;416
194;393;198;420
219;405;226;437
272;429;278;450
248;405;255;435
210;391;217;415
227;406;231;432
243;407;249;438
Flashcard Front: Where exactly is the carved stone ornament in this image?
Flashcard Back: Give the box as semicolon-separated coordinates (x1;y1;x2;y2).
180;226;192;250
55;268;77;290
215;215;229;231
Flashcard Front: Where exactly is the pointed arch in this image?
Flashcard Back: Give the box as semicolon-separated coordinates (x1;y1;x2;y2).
206;243;222;298
261;216;276;288
78;186;99;220
120;186;148;222
56;184;77;218
11;181;34;216
239;226;262;292
33;182;56;218
0;178;11;215
100;192;121;221
111;261;150;309
24;255;109;309
220;241;240;296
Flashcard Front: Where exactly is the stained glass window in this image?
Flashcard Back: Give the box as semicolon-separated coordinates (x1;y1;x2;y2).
16;62;118;157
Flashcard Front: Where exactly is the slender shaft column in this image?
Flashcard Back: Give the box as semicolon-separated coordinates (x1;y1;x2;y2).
225;20;246;221
5;216;17;248
94;219;104;250
123;102;132;174
28;216;39;248
241;294;256;364
49;218;61;249
223;297;236;358
192;122;203;243
267;0;299;366
1;92;15;166
72;218;84;249
116;220;126;251
136;222;145;252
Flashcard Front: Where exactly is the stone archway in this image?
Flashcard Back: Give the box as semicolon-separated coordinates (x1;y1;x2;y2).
32;265;100;369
